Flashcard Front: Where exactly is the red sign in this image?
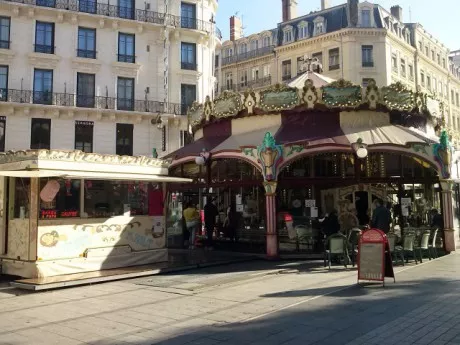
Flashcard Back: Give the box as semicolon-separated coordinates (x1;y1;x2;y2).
357;228;395;285
41;210;57;219
60;210;78;218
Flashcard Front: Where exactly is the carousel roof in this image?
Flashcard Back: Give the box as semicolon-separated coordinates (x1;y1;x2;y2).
287;71;335;89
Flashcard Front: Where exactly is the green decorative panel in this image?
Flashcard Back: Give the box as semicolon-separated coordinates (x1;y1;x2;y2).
213;93;241;118
381;82;415;111
188;103;203;126
322;86;362;107
259;85;298;112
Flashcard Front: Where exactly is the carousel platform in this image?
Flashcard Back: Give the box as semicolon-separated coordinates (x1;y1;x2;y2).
9;249;259;291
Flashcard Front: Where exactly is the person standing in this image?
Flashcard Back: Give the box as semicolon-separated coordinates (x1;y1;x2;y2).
371;199;391;233
204;198;219;250
183;202;199;249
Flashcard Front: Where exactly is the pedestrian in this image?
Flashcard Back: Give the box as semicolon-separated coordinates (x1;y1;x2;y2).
371;198;391;233
430;209;444;230
204;198;219;250
183;202;199;249
224;202;238;242
321;209;340;237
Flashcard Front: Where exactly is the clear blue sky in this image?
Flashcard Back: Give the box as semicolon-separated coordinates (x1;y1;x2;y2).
216;0;458;50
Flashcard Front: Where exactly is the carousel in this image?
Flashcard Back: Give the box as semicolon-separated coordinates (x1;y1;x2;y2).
166;75;456;258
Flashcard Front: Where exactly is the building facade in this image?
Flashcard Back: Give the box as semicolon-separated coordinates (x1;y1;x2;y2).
215;0;460;147
0;0;220;157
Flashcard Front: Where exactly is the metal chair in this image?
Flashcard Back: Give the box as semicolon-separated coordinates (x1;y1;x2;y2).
429;229;439;259
415;230;431;262
387;233;404;265
324;233;349;269
394;234;417;264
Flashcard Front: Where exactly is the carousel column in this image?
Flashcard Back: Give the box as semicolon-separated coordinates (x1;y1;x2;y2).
440;180;456;252
264;182;278;259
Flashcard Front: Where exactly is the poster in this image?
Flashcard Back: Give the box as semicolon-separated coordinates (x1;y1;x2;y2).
305;199;316;207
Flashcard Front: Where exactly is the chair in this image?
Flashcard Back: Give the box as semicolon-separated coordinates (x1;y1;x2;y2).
429;229;439;259
395;234;417;264
387;233;404;265
324;233;349;269
415;230;431;262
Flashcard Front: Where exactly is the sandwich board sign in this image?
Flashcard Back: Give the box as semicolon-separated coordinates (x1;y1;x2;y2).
357;228;395;287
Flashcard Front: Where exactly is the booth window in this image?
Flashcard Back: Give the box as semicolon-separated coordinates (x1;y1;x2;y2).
31;118;51;149
84;180;148;218
116;123;133;156
13;178;30;219
39;179;80;218
0;116;5;152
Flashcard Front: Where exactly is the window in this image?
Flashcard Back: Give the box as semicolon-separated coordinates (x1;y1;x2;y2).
118;0;134;19
451;90;455;104
13;178;30;219
181;84;196;115
283;30;292;44
116;123;133;156
0;17;10;49
437;53;441;65
408;64;414;80
181;42;197;70
314;21;324;36
250;40;258;51
439;81;443;97
226;48;233;57
31;118;51;149
282;60;291;80
33;69;53;105
239;70;248;87
180;130;192;148
79;0;96;13
118;33;135;63
425;46;428;56
0;65;8;101
35;21;54;54
400;58;406;77
239;43;247;55
361;9;371;27
418;41;422;51
0;116;5;152
362;78;373;88
263;36;270;47
297;56;304;75
298;24;308;39
456;93;459;107
181;2;196;29
76;73;95;108
427;75;431;90
84;180;148;217
391;54;397;72
361;45;373;67
75;121;93;153
37;0;55;8
77;27;96;59
214;54;219;68
39;178;80;219
312;52;323;65
420;71;425;86
431;50;435;61
443;58;446;69
117;77;134;111
251;67;259;80
263;65;270;77
433;77;437;93
329;48;340;70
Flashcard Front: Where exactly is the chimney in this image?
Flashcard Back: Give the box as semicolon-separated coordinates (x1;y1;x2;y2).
321;0;330;10
348;0;359;27
282;0;298;22
390;5;403;22
230;15;243;41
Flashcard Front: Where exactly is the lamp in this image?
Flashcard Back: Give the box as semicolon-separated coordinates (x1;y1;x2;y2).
351;138;368;159
195;149;210;166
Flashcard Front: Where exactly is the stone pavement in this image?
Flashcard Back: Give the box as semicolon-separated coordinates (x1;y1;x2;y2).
0;254;460;344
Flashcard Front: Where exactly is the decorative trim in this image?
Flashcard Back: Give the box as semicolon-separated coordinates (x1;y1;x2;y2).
0;48;15;65
28;52;61;69
111;61;141;78
71;57;102;74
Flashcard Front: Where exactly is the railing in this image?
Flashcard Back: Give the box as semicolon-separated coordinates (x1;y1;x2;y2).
222;45;275;66
0;40;9;49
34;44;54;54
282;74;291;81
3;0;213;32
118;54;135;63
181;62;197;71
77;49;96;59
329;64;340;71
219;77;272;94
247;76;271;89
362;61;374;67
0;89;185;114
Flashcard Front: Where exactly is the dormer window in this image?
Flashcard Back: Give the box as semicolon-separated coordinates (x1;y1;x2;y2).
283;26;293;44
313;17;325;36
239;43;247;54
251;40;258;51
361;9;371;27
298;22;308;40
263;36;270;47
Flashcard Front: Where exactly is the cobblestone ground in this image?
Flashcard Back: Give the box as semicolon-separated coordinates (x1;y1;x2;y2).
0;254;460;345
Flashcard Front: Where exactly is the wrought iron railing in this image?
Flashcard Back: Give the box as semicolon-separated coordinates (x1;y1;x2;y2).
222;45;275;66
3;0;213;32
34;44;54;54
215;27;222;40
117;54;135;63
77;49;96;59
181;62;197;71
0;89;184;114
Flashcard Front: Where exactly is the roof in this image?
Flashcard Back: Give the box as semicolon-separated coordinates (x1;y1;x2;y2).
287;71;335;89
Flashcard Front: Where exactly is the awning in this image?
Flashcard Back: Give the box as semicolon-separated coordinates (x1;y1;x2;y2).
287;71;335;89
0;170;192;183
165;135;230;159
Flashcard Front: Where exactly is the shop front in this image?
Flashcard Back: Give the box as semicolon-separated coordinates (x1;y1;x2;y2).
0;150;190;278
167;79;457;258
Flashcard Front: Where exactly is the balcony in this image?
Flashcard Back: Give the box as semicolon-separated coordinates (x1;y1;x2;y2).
215;27;222;40
0;88;184;114
181;62;197;71
34;44;54;54
77;49;96;59
3;0;213;32
362;61;374;67
329;64;340;71
219;77;272;94
117;54;135;63
222;45;275;66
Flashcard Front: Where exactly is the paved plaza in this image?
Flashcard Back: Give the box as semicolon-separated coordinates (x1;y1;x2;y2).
1;254;460;345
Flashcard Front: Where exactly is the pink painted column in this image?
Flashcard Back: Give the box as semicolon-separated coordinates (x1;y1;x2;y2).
264;182;278;259
440;180;456;253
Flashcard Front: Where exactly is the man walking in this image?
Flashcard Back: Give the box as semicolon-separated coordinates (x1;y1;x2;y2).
204;198;219;250
371;198;391;233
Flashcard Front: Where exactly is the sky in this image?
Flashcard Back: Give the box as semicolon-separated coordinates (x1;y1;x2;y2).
215;0;459;50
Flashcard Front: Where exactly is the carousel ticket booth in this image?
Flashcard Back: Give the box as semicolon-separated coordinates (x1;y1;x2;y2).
168;78;458;258
0;150;190;279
